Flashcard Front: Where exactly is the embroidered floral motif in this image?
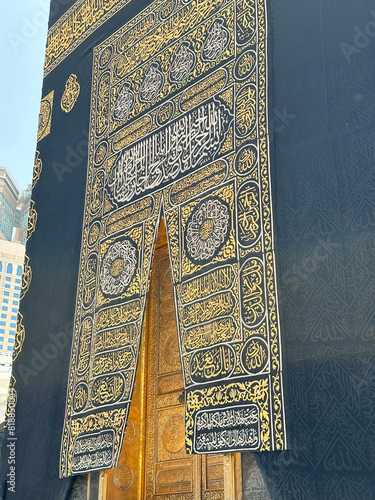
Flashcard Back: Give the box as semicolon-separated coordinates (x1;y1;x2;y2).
186;199;229;261
100;240;137;296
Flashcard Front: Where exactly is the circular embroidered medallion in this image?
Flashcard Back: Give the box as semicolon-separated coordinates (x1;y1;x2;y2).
185;199;230;262
100;240;137;296
162;414;185;453
123;420;136;443
242;337;268;374
113;464;134;490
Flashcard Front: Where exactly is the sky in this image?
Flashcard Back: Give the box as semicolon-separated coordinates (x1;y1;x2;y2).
0;1;49;192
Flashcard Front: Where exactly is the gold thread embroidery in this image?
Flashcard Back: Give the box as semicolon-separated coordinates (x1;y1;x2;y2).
37;91;54;142
32;151;43;188
27;200;37;241
20;255;32;300
44;0;133;77
61;74;81;113
13;313;25;362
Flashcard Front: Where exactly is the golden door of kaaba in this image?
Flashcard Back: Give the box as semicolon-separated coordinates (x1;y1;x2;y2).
101;221;242;500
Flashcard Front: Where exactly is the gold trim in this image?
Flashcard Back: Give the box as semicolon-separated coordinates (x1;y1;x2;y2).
20;255;32;300
13;313;25;362
37;91;54;141
44;0;132;77
87;473;91;500
27;200;38;241
224;454;242;500
98;470;106;500
32;151;42;189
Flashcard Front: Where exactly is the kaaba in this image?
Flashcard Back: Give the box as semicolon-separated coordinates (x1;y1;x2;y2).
1;0;375;499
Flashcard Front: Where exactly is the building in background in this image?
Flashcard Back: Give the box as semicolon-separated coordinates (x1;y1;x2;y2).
0;167;30;244
0;168;28;420
0;168;19;242
0;240;24;358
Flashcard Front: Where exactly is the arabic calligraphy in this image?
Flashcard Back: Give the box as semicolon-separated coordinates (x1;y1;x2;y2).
182;291;236;327
93;347;134;376
236;84;257;137
73;383;89;412
20;256;32;300
184;317;236;351
96;301;142;331
94;323;138;353
114;0;225;79
242;338;268;374
106;196;154;236
77;318;93;374
82;254;98;308
112;115;152;152
61;0;286;477
72;448;113;472
179;265;234;303
32;151;43;189
90;171;104;215
37;91;54;142
96;72;110;136
234;49;257;80
13;313;25;362
99;45;113;68
88;221;101;248
113;82;135;121
236;0;256;45
179;68;228;112
202;18;230;61
72;430;114;473
169;41;196;82
234;143;258;175
240;258;265;326
44;0;134;76
139;62;164;102
61;74;80;113
91;374;125;406
27;200;37;241
194;405;260;451
106;99;232;206
94;141;108;165
238;182;261;246
156;101;175;126
190;344;235;383
169;159;228;207
196;406;258;430
159;0;177;20
195;427;258;452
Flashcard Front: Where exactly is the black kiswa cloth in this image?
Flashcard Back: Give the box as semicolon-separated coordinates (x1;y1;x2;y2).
1;0;287;497
253;0;375;499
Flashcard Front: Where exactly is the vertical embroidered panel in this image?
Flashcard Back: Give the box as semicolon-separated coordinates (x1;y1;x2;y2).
60;0;286;477
37;91;54;142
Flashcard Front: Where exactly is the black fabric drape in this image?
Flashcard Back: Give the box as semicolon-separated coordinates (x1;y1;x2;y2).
255;0;375;499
